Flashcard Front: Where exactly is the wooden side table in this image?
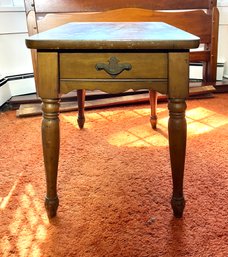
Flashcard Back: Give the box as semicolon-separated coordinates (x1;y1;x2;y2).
26;22;199;218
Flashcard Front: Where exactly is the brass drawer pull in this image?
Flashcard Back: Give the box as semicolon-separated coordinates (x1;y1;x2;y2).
95;56;132;78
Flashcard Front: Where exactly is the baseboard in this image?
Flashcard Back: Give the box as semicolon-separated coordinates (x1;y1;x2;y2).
0;73;35;106
0;82;11;106
0;73;34;86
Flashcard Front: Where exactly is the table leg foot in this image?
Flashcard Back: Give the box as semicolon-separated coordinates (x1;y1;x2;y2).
171;196;185;218
77;116;85;129
150;115;157;129
45;197;59;218
77;89;85;129
149;90;157;130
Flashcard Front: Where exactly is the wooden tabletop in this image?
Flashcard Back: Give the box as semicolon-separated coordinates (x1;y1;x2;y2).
26;22;200;50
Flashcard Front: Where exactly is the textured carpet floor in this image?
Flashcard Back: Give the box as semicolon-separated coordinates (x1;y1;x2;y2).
0;93;228;257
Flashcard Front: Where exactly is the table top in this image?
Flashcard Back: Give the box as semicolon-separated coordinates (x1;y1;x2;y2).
26;22;200;50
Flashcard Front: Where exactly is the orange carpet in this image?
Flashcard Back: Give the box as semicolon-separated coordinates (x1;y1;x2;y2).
0;93;228;257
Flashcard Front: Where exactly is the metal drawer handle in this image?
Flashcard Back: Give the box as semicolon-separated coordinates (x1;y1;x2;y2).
95;56;132;78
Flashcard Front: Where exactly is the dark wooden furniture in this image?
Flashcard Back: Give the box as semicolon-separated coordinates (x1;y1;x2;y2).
24;0;219;128
26;21;200;218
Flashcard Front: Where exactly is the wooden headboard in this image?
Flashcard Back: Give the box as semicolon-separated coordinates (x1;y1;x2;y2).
24;0;219;89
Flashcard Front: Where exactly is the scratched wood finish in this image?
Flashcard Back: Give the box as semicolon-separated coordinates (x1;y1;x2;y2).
26;22;200;50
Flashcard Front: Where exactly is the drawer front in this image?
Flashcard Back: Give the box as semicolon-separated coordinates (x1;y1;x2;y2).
60;53;167;79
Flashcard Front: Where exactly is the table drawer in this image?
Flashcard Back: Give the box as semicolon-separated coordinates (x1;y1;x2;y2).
60;53;167;79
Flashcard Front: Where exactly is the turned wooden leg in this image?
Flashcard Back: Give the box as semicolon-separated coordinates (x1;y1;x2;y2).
168;98;187;218
42;99;60;218
77;89;85;129
149;90;157;129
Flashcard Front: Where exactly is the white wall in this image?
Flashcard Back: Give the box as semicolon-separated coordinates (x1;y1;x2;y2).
0;6;33;76
218;4;228;78
0;0;24;7
0;4;35;106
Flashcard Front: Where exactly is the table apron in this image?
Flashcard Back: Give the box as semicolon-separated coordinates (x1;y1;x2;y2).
60;79;168;94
